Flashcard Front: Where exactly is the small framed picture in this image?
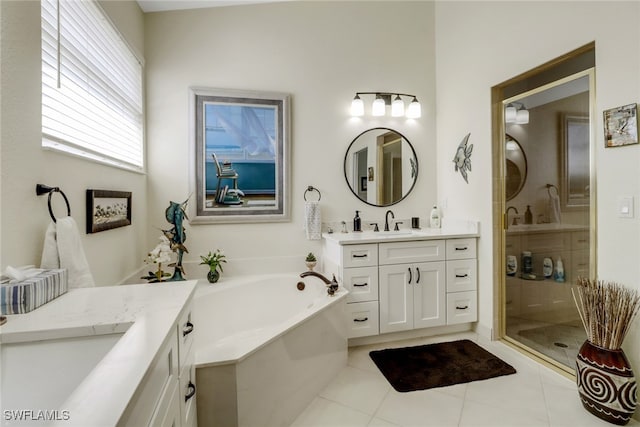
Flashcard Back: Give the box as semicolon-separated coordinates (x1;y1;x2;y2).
603;103;638;147
360;177;368;191
86;189;132;233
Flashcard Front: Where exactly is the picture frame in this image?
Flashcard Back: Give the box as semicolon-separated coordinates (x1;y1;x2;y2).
360;177;368;192
603;103;638;147
189;87;291;224
86;189;132;233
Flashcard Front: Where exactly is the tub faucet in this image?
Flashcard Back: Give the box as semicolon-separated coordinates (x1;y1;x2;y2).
300;271;339;296
384;209;395;231
506;206;519;229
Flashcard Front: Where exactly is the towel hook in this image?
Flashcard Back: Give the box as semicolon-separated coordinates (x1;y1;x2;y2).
303;186;321;202
36;184;71;223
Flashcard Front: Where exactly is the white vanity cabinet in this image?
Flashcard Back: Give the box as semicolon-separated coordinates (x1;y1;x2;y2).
323;228;478;339
120;302;197;427
379;240;446;333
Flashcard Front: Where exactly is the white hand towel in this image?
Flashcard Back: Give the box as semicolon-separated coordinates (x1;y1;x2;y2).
304;201;322;240
549;191;562;224
40;217;95;288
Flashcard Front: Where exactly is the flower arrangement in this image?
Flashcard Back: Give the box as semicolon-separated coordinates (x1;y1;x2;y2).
141;235;174;282
200;249;226;283
305;252;317;270
573;277;640;350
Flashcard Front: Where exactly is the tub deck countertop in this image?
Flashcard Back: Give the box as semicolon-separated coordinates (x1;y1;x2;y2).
0;280;197;426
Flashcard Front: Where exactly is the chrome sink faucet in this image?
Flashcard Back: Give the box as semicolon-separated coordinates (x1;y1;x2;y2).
300;271;339;296
384;209;395;231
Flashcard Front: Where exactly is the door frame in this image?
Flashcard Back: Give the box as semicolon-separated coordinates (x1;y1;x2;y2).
490;43;597;375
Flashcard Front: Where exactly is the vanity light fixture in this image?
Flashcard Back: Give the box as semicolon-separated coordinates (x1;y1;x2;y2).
350;92;422;118
505;102;529;124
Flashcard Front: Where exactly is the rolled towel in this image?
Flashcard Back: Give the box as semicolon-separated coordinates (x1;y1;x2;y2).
304;201;322;240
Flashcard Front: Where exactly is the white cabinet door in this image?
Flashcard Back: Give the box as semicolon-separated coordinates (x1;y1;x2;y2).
413;261;446;329
379;261;446;333
379;264;413;334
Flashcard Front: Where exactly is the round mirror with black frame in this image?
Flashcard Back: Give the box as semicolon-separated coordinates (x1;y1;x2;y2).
505;133;527;201
344;127;418;207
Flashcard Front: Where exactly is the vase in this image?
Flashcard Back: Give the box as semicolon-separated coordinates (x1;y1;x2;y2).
305;261;317;271
576;340;637;425
207;269;220;284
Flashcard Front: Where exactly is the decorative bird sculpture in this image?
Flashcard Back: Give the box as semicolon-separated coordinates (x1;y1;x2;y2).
164;198;189;281
452;133;473;183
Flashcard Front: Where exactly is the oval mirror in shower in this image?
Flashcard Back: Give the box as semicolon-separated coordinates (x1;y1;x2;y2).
505;134;527;201
344;128;418;207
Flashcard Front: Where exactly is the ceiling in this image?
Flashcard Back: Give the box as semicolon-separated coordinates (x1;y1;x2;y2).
136;0;288;13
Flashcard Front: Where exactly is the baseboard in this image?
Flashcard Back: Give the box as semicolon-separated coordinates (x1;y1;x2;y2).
348;323;473;347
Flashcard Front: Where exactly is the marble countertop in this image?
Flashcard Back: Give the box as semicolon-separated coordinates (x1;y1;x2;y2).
323;220;479;245
0;280;197;426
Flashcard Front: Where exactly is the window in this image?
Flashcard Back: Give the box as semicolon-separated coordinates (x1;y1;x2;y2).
41;0;144;171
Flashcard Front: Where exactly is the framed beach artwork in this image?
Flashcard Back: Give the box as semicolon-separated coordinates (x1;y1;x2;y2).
603;103;638;147
86;189;132;233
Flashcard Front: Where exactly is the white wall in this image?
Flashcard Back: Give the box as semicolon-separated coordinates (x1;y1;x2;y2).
435;0;640;388
144;1;436;276
0;0;146;285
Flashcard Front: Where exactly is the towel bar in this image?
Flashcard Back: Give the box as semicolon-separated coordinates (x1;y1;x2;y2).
36;183;71;223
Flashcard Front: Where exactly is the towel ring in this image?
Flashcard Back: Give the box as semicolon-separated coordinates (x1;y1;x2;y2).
303;186;321;202
36;184;71;223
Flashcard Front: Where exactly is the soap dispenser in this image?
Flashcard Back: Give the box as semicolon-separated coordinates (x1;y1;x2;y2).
353;210;362;232
524;205;533;224
430;206;441;228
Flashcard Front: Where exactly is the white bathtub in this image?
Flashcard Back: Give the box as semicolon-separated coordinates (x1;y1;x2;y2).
192;273;348;427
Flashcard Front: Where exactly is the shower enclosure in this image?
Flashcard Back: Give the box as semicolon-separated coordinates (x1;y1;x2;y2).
493;44;596;373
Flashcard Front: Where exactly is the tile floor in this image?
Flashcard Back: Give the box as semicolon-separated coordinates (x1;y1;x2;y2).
291;332;640;427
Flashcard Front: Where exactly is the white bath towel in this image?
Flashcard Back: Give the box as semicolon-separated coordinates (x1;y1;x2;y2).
40;217;95;288
304;201;322;240
549;190;562;223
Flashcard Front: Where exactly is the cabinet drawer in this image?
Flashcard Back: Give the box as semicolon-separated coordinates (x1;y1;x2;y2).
148;378;180;427
178;303;194;369
572;231;590;251
446;259;477;292
121;330;179;427
342;244;378;268
343;266;378;303
446;291;477;325
345;301;379;338
522;232;570;252
379;240;445;265
446;238;477;260
180;350;197;427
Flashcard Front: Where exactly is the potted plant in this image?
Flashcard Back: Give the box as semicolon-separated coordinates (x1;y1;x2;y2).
305;252;317;271
200;249;226;283
572;277;640;425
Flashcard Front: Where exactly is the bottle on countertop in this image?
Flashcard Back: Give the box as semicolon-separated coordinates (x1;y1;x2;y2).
543;257;553;278
353;210;362;232
554;257;565;282
430;205;441;228
524;205;533;224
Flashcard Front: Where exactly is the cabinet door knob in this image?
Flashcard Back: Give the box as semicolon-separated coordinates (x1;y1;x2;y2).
455;247;468;251
353;282;368;287
408;267;412;284
456;305;469;310
455;274;468;278
185;381;196;402
183;321;194;337
353;317;369;322
352;254;368;258
416;267;421;284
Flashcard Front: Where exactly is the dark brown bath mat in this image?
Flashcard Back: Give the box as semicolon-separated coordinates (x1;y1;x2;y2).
369;339;516;392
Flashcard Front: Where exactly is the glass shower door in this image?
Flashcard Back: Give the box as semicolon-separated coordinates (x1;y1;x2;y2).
502;69;595;371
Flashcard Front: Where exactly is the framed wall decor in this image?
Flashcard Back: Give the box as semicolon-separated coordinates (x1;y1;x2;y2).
603;103;638;147
86;189;132;233
189;87;291;223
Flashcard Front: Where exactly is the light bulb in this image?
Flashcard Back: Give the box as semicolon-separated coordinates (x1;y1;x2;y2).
516;109;529;124
391;95;405;117
372;96;386;116
350;95;364;117
505;104;517;123
406;97;421;119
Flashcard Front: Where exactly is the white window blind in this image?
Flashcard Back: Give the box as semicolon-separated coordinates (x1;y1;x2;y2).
41;0;144;171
